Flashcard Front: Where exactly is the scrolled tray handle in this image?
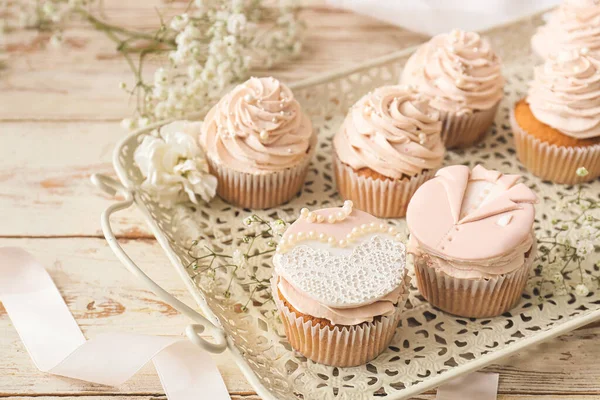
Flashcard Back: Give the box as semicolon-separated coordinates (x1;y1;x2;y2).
91;173;228;354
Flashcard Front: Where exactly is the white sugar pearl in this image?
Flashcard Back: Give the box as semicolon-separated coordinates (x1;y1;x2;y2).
259;130;269;141
316;214;325;223
296;232;305;240
361;224;368;230
244;94;254;103
271;117;278;123
395;234;403;241
351;227;360;235
336;211;345;220
318;233;327;241
581;47;590;55
369;222;377;229
338;239;347;247
307;212;316;223
287;234;295;242
328;214;337;224
307;231;315;239
343;200;353;209
327;237;336;245
379;223;387;231
388;227;397;235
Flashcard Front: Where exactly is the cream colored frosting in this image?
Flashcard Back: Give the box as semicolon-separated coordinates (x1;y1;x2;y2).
406;165;537;279
333;85;444;179
274;275;404;325
532;0;600;60
527;49;600;139
401;29;504;114
200;77;315;174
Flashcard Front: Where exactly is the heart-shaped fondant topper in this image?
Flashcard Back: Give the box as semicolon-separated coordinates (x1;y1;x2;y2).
274;202;407;308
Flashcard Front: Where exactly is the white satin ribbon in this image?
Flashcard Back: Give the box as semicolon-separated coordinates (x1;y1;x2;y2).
0;247;230;400
437;372;499;400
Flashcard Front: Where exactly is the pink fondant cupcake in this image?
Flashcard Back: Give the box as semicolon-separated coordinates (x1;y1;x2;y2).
273;201;409;367
400;30;504;148
333;85;445;218
531;0;600;60
200;77;317;209
407;165;538;318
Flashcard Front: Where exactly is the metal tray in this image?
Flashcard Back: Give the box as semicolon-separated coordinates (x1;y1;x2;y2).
93;11;600;400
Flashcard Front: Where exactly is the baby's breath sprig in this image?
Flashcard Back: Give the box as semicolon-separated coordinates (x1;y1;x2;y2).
534;167;599;299
1;0;305;127
187;214;287;312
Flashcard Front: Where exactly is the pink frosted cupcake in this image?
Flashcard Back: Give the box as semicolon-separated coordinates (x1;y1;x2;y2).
200;77;317;209
273;201;409;367
511;50;600;184
532;0;600;60
407;165;538;318
401;30;504;148
333;85;445;218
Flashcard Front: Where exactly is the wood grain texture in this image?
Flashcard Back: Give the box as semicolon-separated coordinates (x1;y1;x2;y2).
1;0;599;398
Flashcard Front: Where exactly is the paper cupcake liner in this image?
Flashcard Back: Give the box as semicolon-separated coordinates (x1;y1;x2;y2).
413;247;535;318
273;272;410;367
439;101;500;149
510;109;600;184
206;137;317;209
333;154;437;218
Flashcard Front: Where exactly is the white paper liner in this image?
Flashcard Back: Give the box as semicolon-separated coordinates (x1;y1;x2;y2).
333;153;437;218
413;247;535;318
510;109;600;184
273;271;410;367
205;135;317;209
439;101;500;149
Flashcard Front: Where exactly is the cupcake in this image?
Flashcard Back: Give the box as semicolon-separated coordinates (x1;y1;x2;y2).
511;50;600;184
272;201;409;367
407;165;537;318
531;0;600;60
200;77;317;209
333;85;445;218
400;30;504;148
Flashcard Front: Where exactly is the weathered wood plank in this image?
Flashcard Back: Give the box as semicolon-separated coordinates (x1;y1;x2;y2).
7;396;600;400
0;122;151;238
0;238;599;397
0;6;425;121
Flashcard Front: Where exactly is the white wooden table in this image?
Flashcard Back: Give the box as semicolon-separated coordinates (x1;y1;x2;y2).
1;2;599;399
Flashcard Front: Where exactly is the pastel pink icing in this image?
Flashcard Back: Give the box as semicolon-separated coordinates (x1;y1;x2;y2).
274;207;406;325
200;77;315;174
401;30;504;114
407;165;537;279
527;50;600;139
532;0;600;60
333;85;444;179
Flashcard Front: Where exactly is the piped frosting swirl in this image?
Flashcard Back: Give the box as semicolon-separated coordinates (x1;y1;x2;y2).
532;0;600;60
333;85;444;179
200;77;314;173
401;29;504;114
527;49;600;139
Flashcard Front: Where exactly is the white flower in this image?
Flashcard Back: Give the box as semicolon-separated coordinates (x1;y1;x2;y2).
121;118;135;130
576;166;589;177
170;13;189;31
227;13;247;35
575;284;590;296
232;249;246;266
576;239;594;258
243;216;253;226
134;121;217;207
271;219;287;235
552;272;564;283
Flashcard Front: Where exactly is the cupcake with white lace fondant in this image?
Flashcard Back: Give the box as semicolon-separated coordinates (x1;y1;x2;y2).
333;85;445;218
532;0;600;60
407;165;537;318
272;201;409;367
400;29;504;148
511;49;600;184
200;77;316;209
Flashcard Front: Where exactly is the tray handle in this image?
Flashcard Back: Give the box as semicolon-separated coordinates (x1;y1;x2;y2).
91;173;228;354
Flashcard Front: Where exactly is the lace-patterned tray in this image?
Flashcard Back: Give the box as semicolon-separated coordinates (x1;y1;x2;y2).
95;11;600;400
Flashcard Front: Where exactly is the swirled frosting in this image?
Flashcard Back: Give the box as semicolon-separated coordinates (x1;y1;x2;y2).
400;30;504;114
527;50;600;139
200;77;315;173
532;0;600;60
333;85;444;179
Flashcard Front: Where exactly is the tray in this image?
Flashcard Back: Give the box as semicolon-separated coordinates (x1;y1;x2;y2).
93;11;600;400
